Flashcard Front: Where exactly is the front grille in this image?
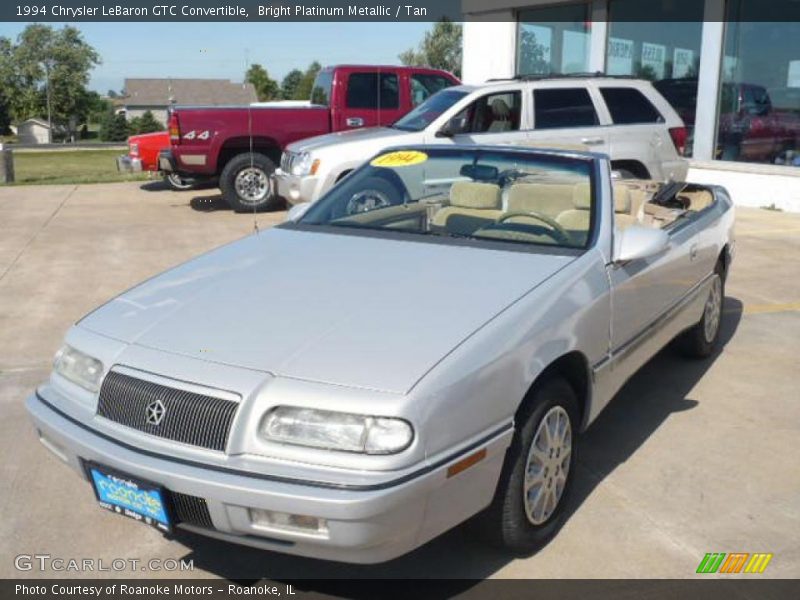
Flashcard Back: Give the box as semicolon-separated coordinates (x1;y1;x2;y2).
168;491;214;529
97;371;239;452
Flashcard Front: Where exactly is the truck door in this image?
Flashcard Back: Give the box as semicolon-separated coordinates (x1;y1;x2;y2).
335;71;406;130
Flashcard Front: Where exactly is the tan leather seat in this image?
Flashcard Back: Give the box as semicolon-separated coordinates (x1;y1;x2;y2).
679;190;714;212
487;98;512;132
506;182;577;218
431;181;502;236
556;182;637;233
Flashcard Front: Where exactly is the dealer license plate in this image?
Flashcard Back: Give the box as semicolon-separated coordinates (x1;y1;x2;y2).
85;462;171;533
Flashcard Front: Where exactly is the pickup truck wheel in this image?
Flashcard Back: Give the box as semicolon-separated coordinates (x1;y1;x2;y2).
220;153;280;212
675;264;725;358
480;377;579;554
164;172;194;191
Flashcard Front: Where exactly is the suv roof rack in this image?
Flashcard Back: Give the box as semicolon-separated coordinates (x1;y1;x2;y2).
486;72;643;82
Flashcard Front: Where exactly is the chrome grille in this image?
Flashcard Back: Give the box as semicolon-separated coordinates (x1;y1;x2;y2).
97;371;239;452
280;151;296;173
169;491;213;529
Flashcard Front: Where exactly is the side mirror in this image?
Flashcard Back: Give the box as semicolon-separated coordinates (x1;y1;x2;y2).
613;225;669;264
436;116;464;138
285;202;311;223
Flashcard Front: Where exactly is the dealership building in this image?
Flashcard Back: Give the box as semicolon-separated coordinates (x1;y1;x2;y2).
462;0;800;211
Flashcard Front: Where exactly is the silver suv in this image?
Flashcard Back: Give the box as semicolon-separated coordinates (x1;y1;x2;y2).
277;76;689;205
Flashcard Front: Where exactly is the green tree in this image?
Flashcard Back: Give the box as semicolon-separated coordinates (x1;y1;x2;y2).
294;61;321;100
10;24;100;138
518;29;549;75
280;69;303;100
245;63;279;101
0;37;16;135
399;20;462;78
99;111;128;142
137;110;162;133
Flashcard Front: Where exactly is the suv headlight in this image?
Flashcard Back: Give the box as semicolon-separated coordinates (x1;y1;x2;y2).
53;345;104;393
260;406;413;454
291;152;320;177
129;142;139;156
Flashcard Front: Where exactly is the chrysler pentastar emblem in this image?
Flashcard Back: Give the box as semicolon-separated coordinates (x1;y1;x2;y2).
145;398;166;426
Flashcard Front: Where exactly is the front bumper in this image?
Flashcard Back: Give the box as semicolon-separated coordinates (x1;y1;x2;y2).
116;155;142;173
275;168;322;205
26;390;509;563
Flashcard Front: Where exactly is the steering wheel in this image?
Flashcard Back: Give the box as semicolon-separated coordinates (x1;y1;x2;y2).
497;211;572;244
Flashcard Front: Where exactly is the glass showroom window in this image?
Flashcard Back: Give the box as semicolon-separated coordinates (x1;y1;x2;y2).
605;0;703;156
717;5;800;165
517;3;590;77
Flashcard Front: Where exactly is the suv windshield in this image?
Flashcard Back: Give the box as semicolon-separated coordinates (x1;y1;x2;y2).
391;90;468;132
299;148;595;249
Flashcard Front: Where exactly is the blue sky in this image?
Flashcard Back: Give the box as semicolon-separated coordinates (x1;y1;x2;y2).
0;22;431;93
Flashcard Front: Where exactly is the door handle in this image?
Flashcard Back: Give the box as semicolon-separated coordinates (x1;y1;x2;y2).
346;117;364;127
690;244;698;260
580;137;604;146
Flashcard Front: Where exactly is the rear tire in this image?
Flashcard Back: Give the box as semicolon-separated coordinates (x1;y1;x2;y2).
220;152;282;212
479;377;579;554
675;261;725;358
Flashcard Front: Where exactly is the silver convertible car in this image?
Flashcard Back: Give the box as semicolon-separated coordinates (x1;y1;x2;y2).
26;146;734;563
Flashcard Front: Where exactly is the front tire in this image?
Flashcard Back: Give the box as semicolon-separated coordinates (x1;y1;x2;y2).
480;377;579;554
220;153;281;212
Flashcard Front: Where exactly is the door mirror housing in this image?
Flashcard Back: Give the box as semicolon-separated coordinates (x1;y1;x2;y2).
436;115;466;138
613;225;670;264
285;202;312;223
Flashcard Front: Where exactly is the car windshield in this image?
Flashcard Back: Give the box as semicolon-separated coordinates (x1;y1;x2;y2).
299;148;595;250
391;90;468;132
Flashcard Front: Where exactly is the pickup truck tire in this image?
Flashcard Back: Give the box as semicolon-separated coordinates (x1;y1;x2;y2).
479;376;579;554
220;153;280;212
675;264;725;359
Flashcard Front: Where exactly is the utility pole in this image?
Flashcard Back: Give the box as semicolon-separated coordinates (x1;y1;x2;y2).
43;59;53;143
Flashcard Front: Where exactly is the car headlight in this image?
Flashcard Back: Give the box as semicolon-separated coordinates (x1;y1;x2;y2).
129;143;139;156
53;345;104;393
260;406;413;454
291;152;320;177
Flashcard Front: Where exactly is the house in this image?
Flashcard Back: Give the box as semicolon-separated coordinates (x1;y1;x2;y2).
120;78;258;125
16;118;51;144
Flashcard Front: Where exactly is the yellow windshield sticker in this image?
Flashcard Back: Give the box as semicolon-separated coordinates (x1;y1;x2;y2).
370;150;428;168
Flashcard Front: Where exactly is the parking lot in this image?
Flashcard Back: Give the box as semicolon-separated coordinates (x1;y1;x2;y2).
0;181;798;580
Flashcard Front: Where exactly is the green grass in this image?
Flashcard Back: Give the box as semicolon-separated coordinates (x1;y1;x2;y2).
5;149;150;186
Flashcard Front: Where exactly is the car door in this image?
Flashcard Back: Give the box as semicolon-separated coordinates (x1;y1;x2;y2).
595;85;667;179
608;218;700;365
425;88;529;147
524;85;610;156
336;71;405;130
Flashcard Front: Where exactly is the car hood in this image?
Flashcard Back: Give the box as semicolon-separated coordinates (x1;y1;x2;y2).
287;126;411;154
78;227;573;393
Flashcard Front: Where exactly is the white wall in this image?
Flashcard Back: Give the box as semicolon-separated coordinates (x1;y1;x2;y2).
17;123;49;144
462;18;517;85
689;164;800;213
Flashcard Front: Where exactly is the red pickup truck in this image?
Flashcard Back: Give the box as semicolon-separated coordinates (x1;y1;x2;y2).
159;65;459;211
117;131;196;191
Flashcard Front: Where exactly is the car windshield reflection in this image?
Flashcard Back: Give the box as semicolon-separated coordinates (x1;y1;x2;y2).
299;147;596;249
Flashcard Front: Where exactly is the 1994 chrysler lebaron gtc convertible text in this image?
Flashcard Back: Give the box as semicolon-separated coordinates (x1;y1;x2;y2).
26;146;734;563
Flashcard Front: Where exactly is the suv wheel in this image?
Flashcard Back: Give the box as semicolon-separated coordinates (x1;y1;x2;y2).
220;153;282;212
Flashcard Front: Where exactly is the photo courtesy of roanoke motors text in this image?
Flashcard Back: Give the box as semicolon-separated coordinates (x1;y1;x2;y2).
0;0;798;598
